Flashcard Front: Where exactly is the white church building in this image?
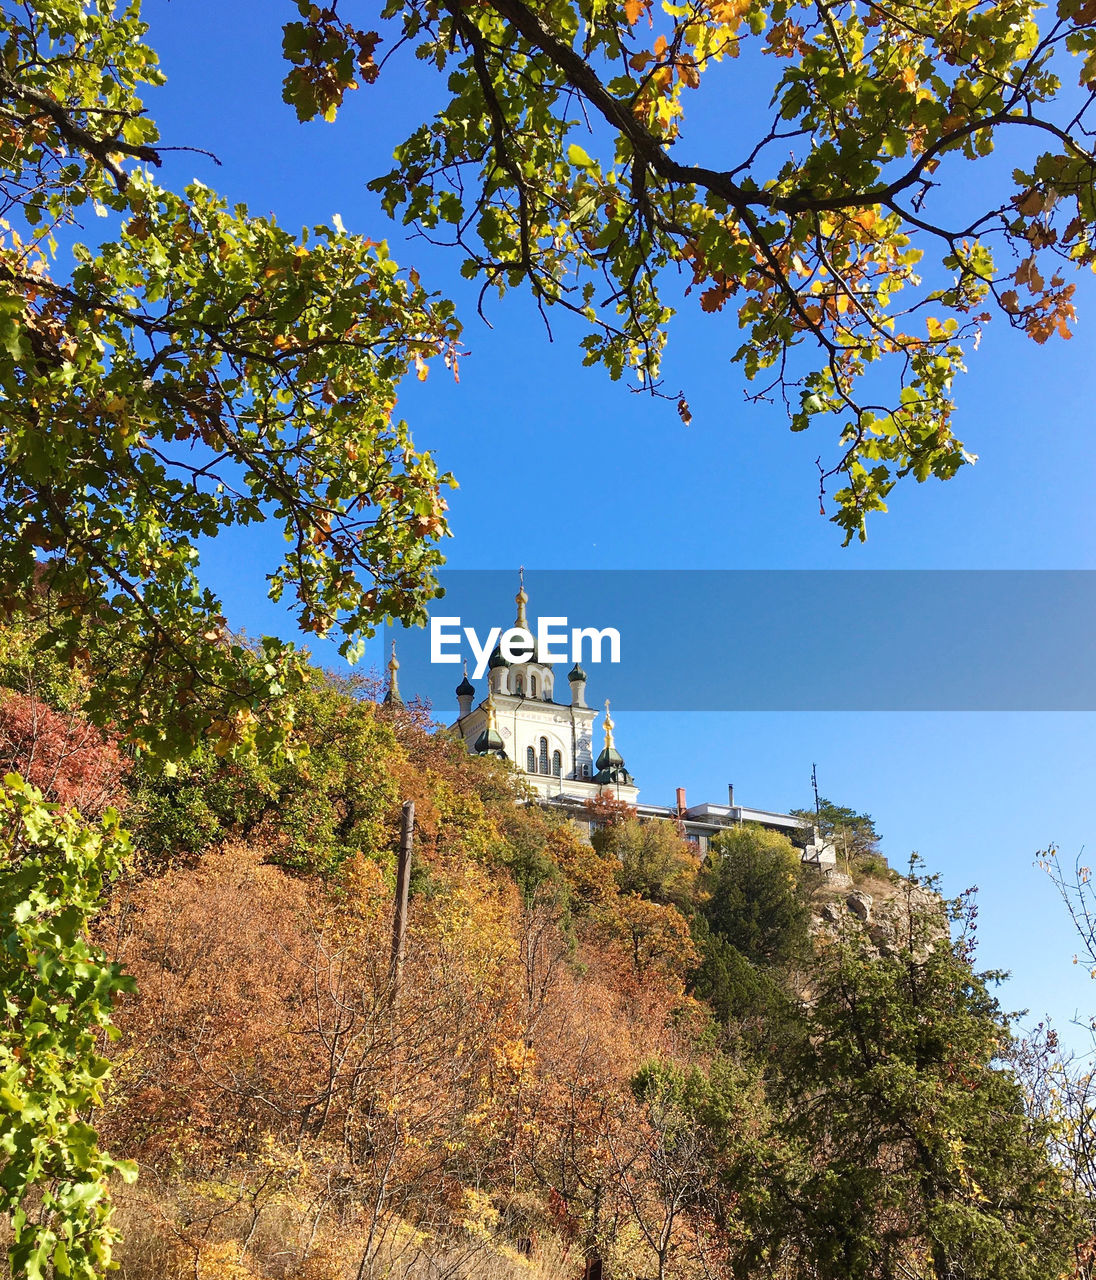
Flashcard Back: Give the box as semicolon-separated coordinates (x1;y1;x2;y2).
449;574;637;807
387;576;835;866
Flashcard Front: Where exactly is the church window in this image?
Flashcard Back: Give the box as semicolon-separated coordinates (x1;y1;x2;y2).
539;737;549;774
530;674;538;697
552;750;562;777
526;746;536;773
515;675;524;695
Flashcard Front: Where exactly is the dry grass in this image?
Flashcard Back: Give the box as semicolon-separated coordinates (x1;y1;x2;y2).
109;1181;578;1280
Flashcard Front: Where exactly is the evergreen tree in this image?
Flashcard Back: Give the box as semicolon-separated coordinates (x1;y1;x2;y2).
745;875;1083;1279
792;798;885;874
700;826;811;968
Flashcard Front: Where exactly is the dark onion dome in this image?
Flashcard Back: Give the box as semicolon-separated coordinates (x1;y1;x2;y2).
456;672;475;697
474;724;506;757
594;739;633;784
595;744;633;784
594;697;630;783
474;692;506;758
568;663;587;683
595;761;634;785
487;645;510;669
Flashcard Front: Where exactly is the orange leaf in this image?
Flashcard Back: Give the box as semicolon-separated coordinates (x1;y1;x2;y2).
677;56;700;87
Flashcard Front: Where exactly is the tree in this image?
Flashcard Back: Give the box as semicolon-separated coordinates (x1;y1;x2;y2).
593;815;696;905
1034;843;1096;1258
286;0;1096;539
792;796;884;872
700;825;810;967
600;892;699;977
689;917;793;1028
746;876;1083;1279
125;674;404;875
0;1;459;765
0;773;136;1280
0;693;129;819
1011;1015;1096;1269
615;1057;765;1280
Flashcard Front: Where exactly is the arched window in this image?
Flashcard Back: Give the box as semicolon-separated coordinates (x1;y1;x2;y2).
514;675;524;695
552;750;562;777
539;736;549;774
526;746;536;773
530;674;538;697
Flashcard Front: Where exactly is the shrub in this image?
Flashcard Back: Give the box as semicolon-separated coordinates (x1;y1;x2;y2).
0;693;129;818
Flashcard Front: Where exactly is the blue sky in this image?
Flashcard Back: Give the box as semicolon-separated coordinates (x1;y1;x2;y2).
139;0;1096;1041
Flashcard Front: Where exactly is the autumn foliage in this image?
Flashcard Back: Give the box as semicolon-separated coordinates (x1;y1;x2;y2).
73;671;709;1280
0;636;1081;1280
0;693;128;817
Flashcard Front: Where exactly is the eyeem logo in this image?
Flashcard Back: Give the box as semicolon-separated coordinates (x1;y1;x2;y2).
430;617;621;679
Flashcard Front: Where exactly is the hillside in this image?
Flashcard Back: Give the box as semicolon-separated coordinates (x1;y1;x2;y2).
0;638;1086;1280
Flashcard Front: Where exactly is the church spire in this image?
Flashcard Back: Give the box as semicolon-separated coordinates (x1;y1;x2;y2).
514;564;529;630
383;640;403;708
595;697;632;784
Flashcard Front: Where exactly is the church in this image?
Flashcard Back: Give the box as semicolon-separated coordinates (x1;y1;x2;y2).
449;573;637;807
388;575;835;867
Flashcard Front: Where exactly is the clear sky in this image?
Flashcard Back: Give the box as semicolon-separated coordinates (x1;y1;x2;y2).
138;0;1096;1043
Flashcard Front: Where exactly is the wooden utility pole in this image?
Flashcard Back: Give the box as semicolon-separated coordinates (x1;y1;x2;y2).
390;799;414;999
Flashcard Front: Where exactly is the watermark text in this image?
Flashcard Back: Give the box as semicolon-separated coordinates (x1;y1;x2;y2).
430;617;621;679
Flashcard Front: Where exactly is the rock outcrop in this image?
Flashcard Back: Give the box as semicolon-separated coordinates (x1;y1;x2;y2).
810;874;947;957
